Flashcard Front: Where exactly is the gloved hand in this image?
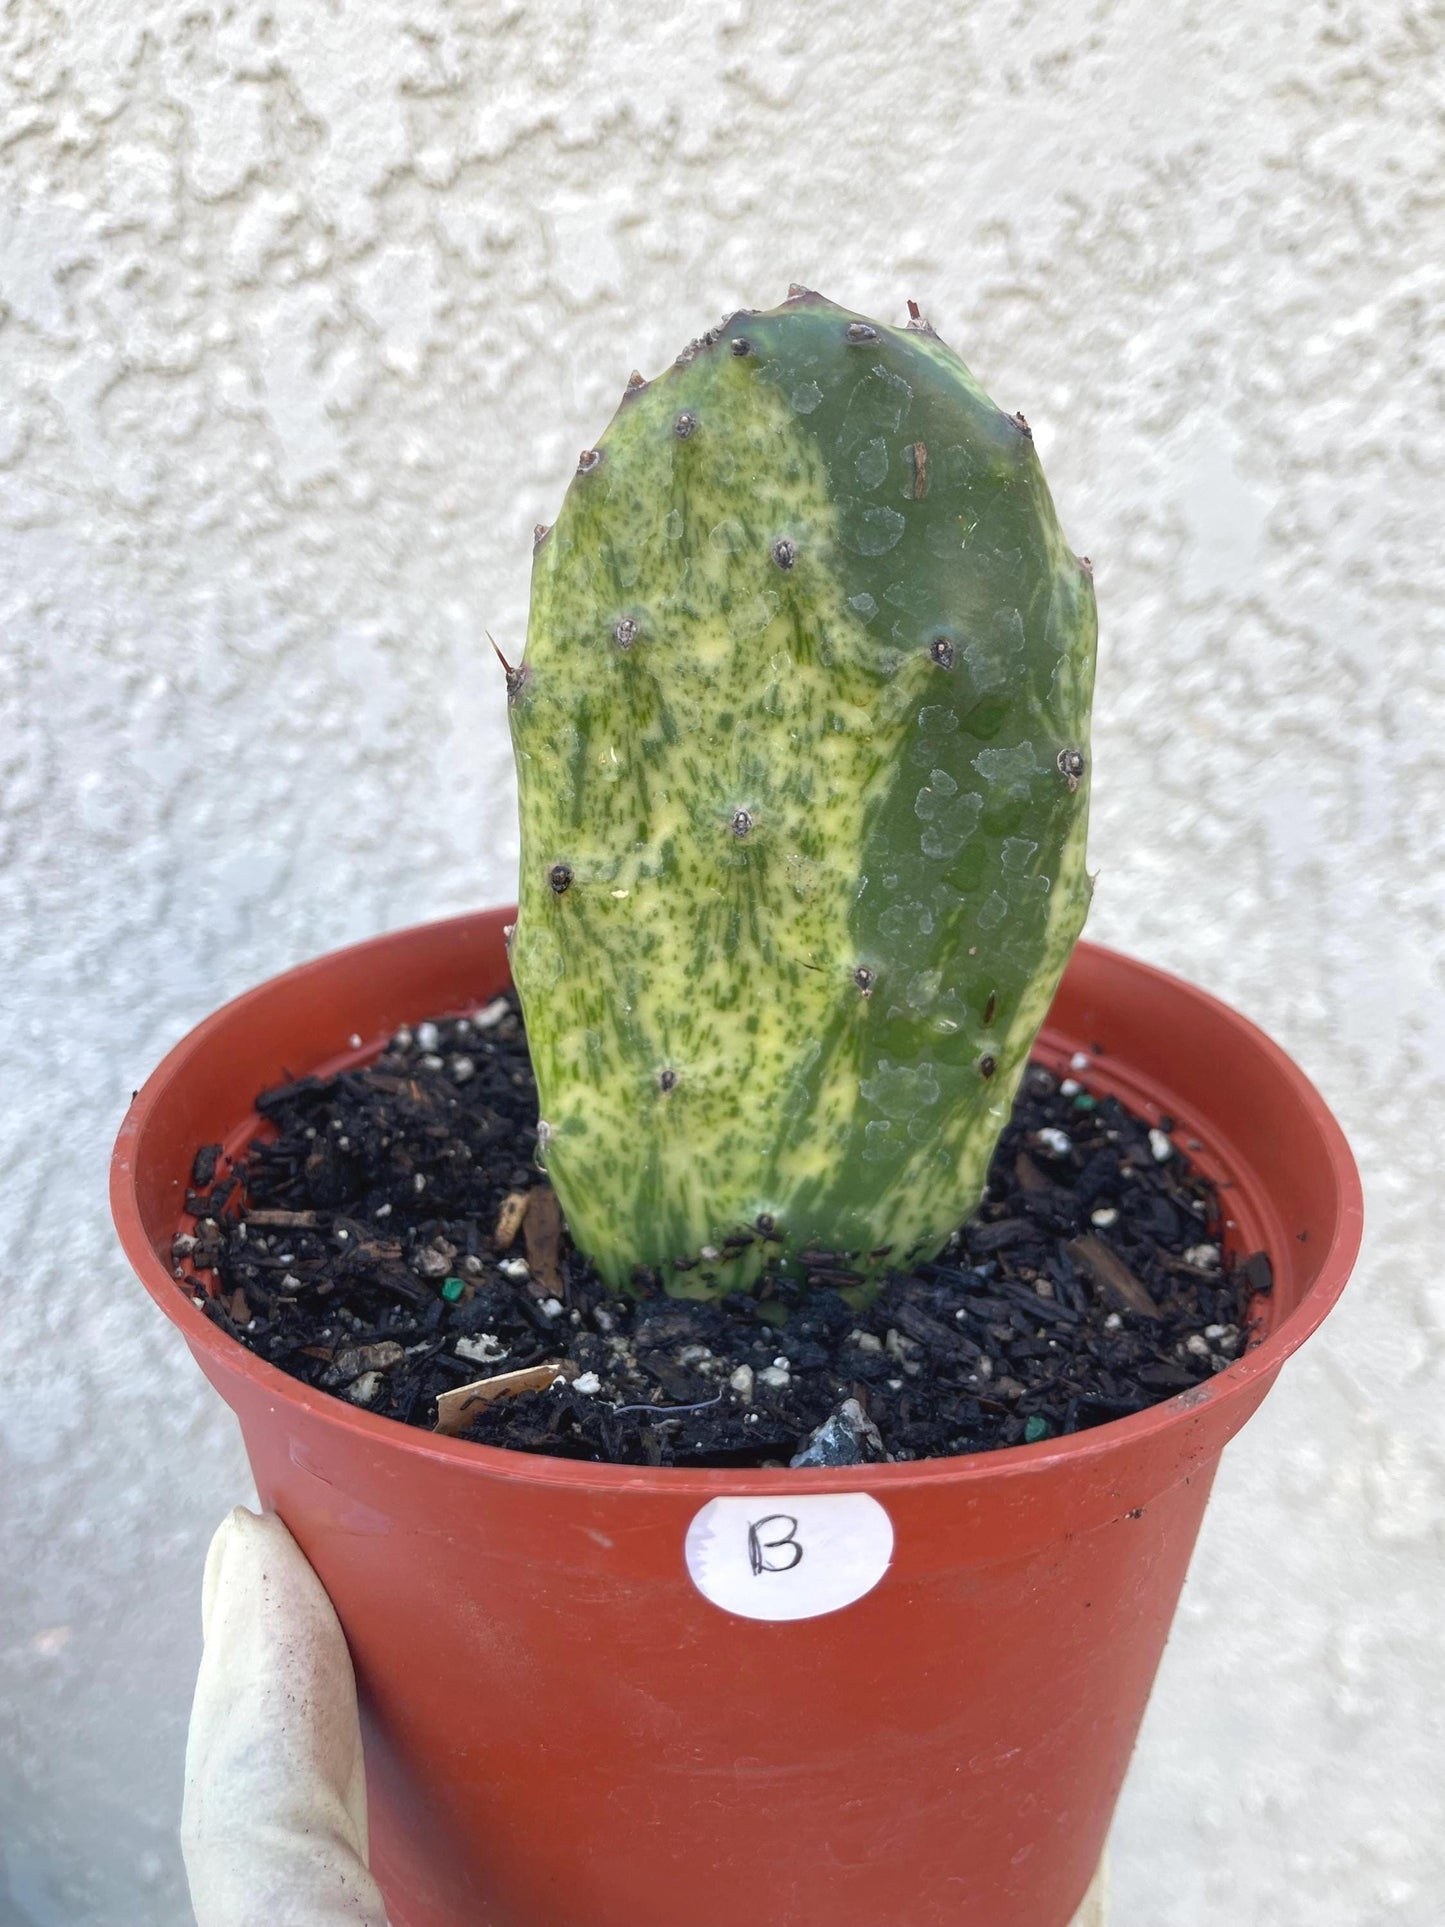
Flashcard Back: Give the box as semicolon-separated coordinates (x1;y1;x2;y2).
183;1508;1109;1927
182;1509;389;1926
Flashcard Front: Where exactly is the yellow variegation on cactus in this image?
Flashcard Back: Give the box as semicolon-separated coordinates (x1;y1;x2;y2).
506;289;1096;1295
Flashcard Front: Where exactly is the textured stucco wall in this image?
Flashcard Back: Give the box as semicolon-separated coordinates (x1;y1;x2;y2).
1;2;1441;1922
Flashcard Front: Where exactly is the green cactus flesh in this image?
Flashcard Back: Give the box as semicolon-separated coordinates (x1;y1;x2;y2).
507;290;1096;1295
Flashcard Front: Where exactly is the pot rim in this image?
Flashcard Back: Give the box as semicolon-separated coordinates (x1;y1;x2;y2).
111;914;1364;1498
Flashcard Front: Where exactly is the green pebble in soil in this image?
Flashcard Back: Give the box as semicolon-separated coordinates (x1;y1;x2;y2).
1073;1093;1097;1111
1024;1414;1051;1443
441;1276;465;1303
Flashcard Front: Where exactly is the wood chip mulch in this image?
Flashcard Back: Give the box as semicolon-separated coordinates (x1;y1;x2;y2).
176;995;1268;1468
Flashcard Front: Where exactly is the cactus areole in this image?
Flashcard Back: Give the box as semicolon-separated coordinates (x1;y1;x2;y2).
507;290;1097;1295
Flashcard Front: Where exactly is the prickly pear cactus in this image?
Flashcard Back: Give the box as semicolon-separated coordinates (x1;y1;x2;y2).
506;289;1095;1294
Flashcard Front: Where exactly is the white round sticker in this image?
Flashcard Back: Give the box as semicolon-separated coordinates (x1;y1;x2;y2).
685;1493;894;1622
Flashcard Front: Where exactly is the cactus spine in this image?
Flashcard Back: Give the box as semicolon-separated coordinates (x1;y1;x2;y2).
507;290;1096;1294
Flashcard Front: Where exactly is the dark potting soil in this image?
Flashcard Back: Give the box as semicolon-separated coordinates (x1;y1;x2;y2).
177;994;1269;1469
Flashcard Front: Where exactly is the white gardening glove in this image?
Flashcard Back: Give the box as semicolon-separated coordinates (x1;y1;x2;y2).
182;1508;390;1927
1074;1854;1110;1925
182;1508;1108;1927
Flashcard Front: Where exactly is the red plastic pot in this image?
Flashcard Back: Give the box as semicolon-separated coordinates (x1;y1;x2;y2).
112;910;1362;1927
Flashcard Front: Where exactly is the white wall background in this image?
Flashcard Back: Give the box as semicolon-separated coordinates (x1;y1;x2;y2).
0;2;1440;1922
